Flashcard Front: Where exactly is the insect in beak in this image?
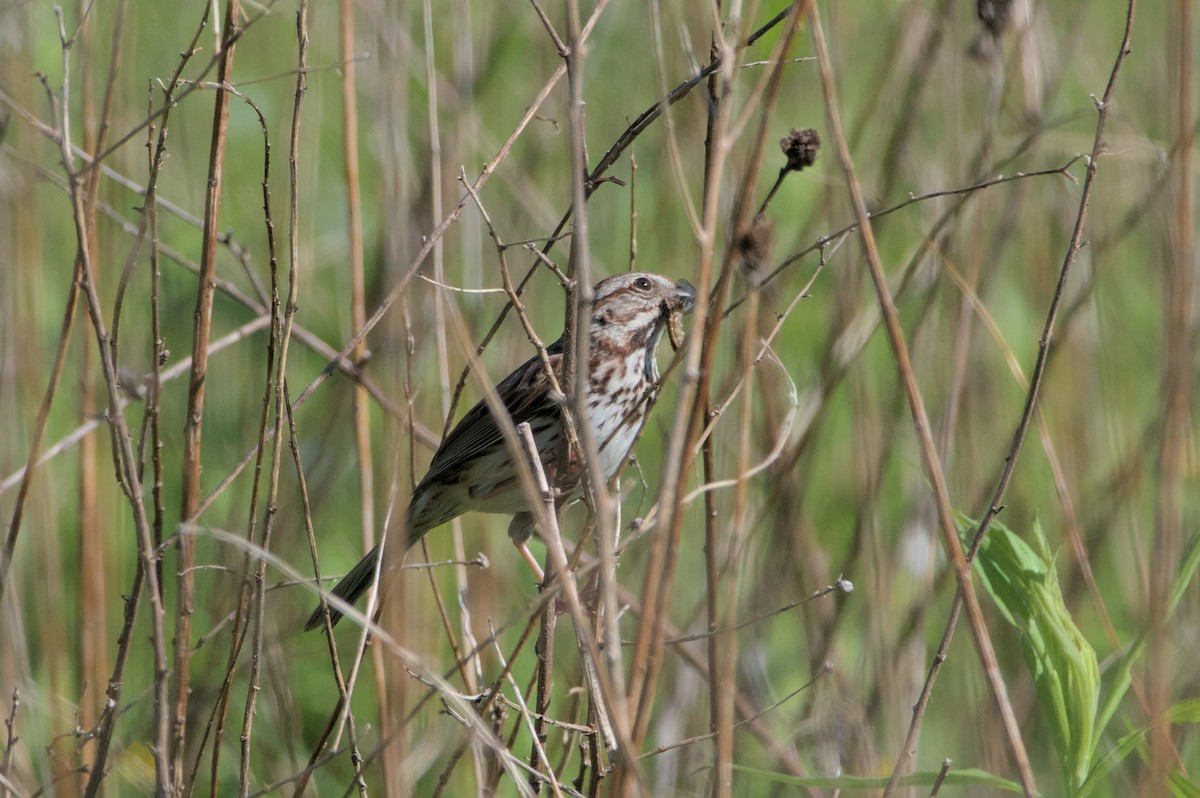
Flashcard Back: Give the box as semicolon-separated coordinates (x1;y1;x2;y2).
665;279;696;351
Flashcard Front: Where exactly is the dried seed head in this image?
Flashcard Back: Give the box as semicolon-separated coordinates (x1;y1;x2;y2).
735;216;774;286
977;0;1012;37
780;128;820;172
971;0;1012;60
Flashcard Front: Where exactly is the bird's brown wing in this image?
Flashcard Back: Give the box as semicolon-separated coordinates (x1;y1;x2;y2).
304;343;564;631
416;341;564;491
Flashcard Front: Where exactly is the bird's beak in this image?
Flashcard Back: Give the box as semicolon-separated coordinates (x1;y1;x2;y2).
672;279;696;315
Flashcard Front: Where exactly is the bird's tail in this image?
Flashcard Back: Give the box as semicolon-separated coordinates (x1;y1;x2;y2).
303;545;382;631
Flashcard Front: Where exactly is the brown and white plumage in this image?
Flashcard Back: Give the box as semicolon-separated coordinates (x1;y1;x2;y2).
306;272;695;630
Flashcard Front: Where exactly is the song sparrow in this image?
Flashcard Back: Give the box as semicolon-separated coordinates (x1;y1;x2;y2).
306;272;696;630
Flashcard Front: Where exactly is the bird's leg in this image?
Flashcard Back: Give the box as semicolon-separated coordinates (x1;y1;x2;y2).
516;541;546;585
507;511;546;585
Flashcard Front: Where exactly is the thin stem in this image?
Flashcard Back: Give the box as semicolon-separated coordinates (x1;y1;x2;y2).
808;1;1038;793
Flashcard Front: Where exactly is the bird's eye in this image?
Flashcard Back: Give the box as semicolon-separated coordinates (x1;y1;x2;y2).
634;277;652;291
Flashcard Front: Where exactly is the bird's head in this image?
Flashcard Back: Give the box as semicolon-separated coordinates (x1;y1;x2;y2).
588;272;696;379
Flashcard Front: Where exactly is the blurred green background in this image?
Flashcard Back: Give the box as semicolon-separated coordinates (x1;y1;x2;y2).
1;0;1196;795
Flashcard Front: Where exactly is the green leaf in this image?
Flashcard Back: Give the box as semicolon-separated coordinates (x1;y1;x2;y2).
1093;636;1141;758
960;514;1100;794
1168;532;1200;618
1079;698;1200;796
1085;531;1200;794
732;764;1026;793
1168;771;1200;798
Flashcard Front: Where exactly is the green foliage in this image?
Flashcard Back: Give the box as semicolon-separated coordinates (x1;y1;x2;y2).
964;516;1200;796
2;0;1196;793
1077;698;1200;797
734;763;1026;793
1078;532;1200;796
959;514;1100;793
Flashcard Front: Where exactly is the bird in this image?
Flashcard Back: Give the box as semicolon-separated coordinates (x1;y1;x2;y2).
305;271;696;631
